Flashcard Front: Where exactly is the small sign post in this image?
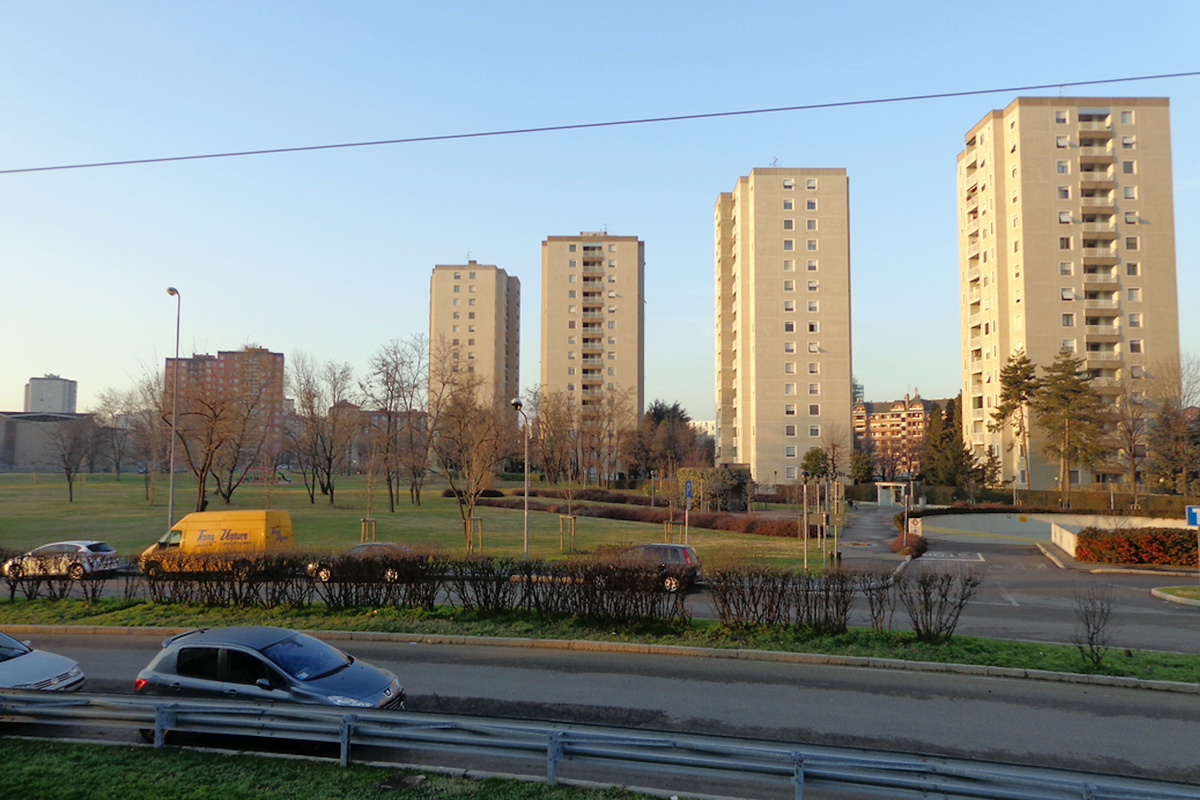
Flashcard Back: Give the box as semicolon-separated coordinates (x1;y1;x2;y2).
684;480;693;544
1188;507;1200;583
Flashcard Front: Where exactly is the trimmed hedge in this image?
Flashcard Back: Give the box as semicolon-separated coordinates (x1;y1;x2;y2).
478;497;801;537
1076;527;1199;566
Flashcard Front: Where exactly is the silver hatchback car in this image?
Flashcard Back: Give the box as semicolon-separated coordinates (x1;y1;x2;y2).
2;541;119;580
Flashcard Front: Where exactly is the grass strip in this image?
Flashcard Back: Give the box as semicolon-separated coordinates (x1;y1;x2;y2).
0;737;653;800
3;597;1198;684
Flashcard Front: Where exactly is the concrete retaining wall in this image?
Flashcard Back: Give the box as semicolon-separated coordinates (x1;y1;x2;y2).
920;512;1192;543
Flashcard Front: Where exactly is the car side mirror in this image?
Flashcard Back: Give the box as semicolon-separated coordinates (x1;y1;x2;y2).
255;678;274;691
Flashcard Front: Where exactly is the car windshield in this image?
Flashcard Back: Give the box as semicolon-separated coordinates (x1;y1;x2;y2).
260;633;350;681
0;632;31;663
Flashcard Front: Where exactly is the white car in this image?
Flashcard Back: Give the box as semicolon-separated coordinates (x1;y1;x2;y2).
0;631;84;691
2;540;119;580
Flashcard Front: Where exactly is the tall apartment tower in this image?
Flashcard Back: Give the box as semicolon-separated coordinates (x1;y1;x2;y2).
540;233;645;422
429;261;521;405
715;168;853;485
24;374;77;413
958;97;1179;489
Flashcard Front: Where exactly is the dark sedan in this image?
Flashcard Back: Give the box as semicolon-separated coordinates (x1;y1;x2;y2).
134;626;404;709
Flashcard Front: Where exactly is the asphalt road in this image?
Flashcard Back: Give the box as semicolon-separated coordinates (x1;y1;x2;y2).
18;630;1200;786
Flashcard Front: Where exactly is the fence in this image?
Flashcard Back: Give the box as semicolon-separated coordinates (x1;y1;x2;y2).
1;691;1197;800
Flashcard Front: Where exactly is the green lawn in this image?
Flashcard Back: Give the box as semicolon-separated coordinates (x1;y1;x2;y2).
0;737;652;800
0;472;824;564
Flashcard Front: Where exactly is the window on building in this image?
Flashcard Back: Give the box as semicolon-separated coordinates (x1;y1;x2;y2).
783;280;795;291
1058;211;1072;224
810;404;822;416
785;424;796;437
1055;110;1068;123
784;403;796;416
1059;236;1072;250
807;300;819;312
1061;339;1076;352
452;311;460;319
607;320;615;329
783;300;795;311
782;179;794;190
1061;288;1075;301
784;384;796;396
783;259;794;271
567;367;575;376
808;362;819;374
1057;186;1070;199
808;383;820;395
1125;211;1138;224
784;362;796;374
806;240;818;251
1056;135;1069;148
785;446;797;457
1122;160;1135;174
783;219;794;230
783;239;794;251
568;290;576;298
1121;136;1136;149
807;280;819;291
1125;236;1139;251
807;342;820;353
809;425;821;437
1124;185;1137;199
607;367;615;375
452;298;460;306
784;341;796;353
568;244;576;252
567;351;576;360
1127;287;1141;302
784;321;795;332
468;298;475;306
1129;339;1143;354
806;178;817;189
783;199;793;210
1130;364;1145;378
806;259;818;271
1062;313;1075;327
468;311;475;319
806;219;817;231
807;321;819;333
1126;262;1140;276
1060;261;1073;276
453;285;461;293
1012;214;1019;229
1128;313;1142;328
1056;160;1069;174
806;199;817;210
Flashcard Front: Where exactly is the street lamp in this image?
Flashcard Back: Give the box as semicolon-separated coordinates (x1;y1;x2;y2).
511;397;530;560
800;470;810;571
166;287;181;533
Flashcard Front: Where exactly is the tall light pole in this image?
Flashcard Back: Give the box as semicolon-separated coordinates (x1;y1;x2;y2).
511;398;530;560
166;287;181;532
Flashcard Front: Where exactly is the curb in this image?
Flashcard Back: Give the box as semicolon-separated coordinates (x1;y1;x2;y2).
7;624;1199;695
1151;588;1200;608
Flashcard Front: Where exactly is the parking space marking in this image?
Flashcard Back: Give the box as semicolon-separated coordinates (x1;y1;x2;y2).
922;552;985;562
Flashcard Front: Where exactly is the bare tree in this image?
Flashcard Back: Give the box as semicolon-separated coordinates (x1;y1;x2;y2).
431;371;514;552
1070;584;1117;668
46;415;98;502
129;371;170;502
820;422;852;479
1110;384;1150;506
290;355;359;506
91;388;136;481
361;340;409;512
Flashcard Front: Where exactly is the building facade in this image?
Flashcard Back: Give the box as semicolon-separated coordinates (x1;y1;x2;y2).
853;394;947;480
24;374;77;414
715;168;854;484
165;346;287;456
429;261;521;406
540;233;644;422
958;97;1180;489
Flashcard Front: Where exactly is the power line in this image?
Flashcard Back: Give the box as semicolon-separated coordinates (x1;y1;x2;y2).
4;70;1199;175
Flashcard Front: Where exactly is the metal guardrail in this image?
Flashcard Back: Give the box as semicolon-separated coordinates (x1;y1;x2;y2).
2;692;1198;800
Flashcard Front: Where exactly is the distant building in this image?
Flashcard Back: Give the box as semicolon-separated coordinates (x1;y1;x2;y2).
853;393;949;480
428;261;521;406
540;232;645;421
165;346;286;456
715;168;853;484
0;411;80;470
24;375;77;414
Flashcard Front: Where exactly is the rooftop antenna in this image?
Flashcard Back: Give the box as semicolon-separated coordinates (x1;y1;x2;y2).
770;157;778;167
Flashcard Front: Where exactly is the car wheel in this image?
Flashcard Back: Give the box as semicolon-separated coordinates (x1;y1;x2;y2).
317;567;333;583
67;563;86;581
662;575;681;594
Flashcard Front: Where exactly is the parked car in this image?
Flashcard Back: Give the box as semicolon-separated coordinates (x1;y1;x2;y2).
0;631;85;691
306;542;414;583
622;544;702;593
2;541;119;580
134;626;404;710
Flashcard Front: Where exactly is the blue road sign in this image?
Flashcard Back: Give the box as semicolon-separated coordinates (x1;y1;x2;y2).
1187;506;1200;527
685;480;693;499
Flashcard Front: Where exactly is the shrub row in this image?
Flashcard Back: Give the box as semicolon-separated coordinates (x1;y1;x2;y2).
1075;527;1199;566
478;497;803;537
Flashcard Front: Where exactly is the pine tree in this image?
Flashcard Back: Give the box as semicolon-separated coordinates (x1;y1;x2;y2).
1031;350;1112;497
990;352;1041;491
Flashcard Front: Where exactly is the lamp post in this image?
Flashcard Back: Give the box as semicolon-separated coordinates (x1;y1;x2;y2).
166;287;181;533
800;470;810;572
511;398;530;560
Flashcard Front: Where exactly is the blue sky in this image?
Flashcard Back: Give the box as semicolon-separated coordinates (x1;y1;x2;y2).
3;1;1198;418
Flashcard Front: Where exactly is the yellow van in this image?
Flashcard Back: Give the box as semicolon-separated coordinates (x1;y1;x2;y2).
140;510;294;576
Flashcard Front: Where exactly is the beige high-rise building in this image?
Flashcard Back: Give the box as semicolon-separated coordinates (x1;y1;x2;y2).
715;168;854;485
429;261;520;405
540;233;645;423
958;97;1180;489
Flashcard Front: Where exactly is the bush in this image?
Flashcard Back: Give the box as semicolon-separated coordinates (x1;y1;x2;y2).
1075;526;1198;566
889;532;928;557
